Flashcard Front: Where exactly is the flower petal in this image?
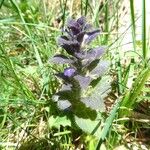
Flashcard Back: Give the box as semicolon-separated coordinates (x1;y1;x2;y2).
64;68;76;77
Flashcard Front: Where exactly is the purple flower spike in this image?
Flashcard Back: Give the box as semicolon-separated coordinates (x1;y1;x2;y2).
51;16;109;118
77;16;86;26
67;19;81;35
64;68;76;77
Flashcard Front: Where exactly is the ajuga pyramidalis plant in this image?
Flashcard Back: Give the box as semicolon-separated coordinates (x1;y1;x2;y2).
50;16;111;133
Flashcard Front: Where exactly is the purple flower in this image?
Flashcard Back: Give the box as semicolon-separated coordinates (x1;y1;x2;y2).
51;16;109;118
58;16;100;56
64;68;76;77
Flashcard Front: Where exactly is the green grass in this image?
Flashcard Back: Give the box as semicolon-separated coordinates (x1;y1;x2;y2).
0;0;150;149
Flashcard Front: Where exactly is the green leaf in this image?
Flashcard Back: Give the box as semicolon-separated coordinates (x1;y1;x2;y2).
84;75;111;111
74;114;102;138
48;115;71;129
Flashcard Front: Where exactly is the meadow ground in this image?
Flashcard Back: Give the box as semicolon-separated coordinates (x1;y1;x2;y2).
0;0;150;149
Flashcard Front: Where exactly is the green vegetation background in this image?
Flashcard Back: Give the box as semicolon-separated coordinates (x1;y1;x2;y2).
0;0;149;149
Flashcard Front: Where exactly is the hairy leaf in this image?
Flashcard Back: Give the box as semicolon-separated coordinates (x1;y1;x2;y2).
84;23;92;30
89;61;109;78
74;75;91;90
50;54;73;64
82;76;112;112
67;19;81;35
61;84;72;91
81;97;104;110
58;36;80;55
73;101;97;120
74;115;102;138
56;90;74;100
90;76;111;100
86;47;105;59
86;59;100;71
83;29;100;44
49;115;71;128
82;47;105;65
77;16;86;26
76;32;85;43
57;100;72;111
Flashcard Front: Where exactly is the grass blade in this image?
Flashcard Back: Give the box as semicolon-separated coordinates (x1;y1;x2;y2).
9;0;43;67
84;0;89;16
0;0;4;8
129;0;136;51
142;0;147;60
119;67;150;117
96;98;122;150
59;0;68;27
